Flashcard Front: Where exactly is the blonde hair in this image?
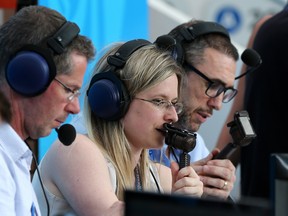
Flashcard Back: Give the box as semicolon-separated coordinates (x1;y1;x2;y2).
84;41;183;200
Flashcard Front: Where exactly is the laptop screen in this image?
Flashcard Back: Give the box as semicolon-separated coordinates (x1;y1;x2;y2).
124;190;271;216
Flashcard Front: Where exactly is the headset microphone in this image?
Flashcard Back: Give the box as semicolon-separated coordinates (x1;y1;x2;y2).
235;48;262;80
55;124;76;146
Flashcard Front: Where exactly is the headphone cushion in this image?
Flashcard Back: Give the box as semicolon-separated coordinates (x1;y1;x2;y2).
87;40;151;121
174;42;185;65
6;50;55;96
88;79;126;121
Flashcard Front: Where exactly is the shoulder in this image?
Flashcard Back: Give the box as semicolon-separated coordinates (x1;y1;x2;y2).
41;133;108;187
57;133;97;151
60;133;102;158
42;133;104;173
188;133;209;162
154;162;172;193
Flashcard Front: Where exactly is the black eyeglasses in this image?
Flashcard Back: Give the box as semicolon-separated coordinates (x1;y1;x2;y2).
184;63;238;103
54;78;81;102
134;97;183;114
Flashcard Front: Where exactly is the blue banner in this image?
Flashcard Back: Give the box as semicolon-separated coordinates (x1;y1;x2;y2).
38;0;148;160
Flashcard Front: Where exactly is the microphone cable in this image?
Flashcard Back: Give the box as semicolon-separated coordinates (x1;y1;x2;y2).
149;168;161;193
25;140;50;216
170;146;180;165
25;124;76;216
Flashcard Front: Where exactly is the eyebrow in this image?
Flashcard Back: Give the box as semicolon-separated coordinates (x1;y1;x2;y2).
65;81;81;91
186;63;231;87
141;93;178;100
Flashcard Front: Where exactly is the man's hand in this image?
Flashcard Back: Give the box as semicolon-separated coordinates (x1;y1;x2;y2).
191;149;236;199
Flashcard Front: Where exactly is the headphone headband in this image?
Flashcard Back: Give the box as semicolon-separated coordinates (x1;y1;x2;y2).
107;39;151;68
47;21;80;55
173;21;230;64
177;21;230;42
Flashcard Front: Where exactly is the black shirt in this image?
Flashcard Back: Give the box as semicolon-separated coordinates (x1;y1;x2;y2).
241;6;288;200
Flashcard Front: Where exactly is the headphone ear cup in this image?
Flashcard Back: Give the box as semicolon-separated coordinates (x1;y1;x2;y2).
174;42;185;65
87;72;130;121
6;45;56;97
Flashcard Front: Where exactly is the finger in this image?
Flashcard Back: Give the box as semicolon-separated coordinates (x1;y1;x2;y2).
191;150;219;175
203;163;236;181
174;183;203;197
201;176;234;194
221;181;228;190
203;185;230;199
170;161;179;184
173;174;203;197
207;159;235;172
177;165;198;179
192;152;214;166
191;163;204;175
174;166;202;188
211;148;221;157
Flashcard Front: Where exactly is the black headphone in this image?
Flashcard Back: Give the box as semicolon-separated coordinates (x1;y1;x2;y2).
87;39;151;121
5;21;80;97
173;21;230;64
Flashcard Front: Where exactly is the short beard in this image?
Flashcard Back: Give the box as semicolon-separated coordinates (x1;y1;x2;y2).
173;110;193;132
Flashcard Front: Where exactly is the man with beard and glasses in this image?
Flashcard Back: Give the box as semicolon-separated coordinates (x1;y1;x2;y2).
149;19;239;200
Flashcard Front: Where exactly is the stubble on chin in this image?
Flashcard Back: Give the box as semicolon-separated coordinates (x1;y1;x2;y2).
174;112;192;130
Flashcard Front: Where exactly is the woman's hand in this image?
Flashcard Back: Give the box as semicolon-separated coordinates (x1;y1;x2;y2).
170;161;203;197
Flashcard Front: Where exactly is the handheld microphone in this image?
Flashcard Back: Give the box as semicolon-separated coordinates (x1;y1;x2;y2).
235;48;262;80
213;110;256;160
160;123;197;169
55;124;76;146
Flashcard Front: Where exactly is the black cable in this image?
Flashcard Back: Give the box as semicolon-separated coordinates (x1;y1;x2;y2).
170;146;180;164
26;141;50;216
149;168;161;193
31;153;50;216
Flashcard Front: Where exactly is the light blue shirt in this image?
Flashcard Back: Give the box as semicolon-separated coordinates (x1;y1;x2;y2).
149;132;209;167
0;123;41;216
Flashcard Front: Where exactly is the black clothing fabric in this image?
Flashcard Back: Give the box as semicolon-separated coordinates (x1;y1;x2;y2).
241;7;288;200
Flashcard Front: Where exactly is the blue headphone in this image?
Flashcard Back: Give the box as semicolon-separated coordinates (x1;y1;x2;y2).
87;39;151;121
5;21;80;97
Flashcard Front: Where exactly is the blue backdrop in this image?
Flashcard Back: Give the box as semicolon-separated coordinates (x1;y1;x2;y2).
38;0;148;160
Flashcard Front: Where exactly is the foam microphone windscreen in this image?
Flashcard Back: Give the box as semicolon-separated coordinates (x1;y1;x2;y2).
241;48;262;67
235;48;262;80
56;124;76;146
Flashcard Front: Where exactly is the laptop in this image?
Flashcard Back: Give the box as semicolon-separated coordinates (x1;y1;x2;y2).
124;190;271;216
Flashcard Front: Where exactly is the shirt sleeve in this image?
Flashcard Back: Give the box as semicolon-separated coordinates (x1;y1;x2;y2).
188;132;209;162
0;148;16;215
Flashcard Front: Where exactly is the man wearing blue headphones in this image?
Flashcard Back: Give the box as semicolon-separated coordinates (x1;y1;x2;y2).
0;5;95;215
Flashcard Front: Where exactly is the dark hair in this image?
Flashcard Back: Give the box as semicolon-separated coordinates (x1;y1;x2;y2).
169;19;239;68
0;91;12;123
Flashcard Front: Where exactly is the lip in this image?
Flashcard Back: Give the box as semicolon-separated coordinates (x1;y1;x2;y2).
55;119;64;127
156;128;166;135
196;111;211;123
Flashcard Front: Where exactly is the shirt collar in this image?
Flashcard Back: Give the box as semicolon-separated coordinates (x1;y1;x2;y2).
0;122;32;163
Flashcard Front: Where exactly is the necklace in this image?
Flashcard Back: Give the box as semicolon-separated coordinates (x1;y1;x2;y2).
134;164;142;191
